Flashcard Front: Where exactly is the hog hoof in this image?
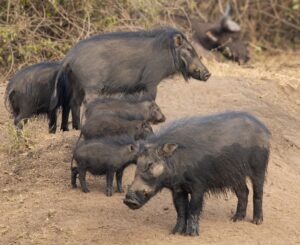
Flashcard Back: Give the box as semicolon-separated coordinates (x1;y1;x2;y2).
81;188;90;193
106;189;113;197
48;128;56;134
185;219;199;236
232;213;245;222
71;183;77;188
117;187;124;193
73;125;80;130
252;217;263;225
171;221;186;235
61;127;69;132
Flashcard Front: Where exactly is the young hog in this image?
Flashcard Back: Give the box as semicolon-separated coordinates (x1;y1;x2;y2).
124;111;270;236
84;98;166;124
72;136;139;196
81;114;153;140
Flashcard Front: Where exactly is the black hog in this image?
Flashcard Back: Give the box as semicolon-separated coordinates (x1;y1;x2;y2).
172;5;249;64
85;98;166;124
81;114;153;140
72;136;139;196
50;27;210;129
124;111;270;236
4;61;70;133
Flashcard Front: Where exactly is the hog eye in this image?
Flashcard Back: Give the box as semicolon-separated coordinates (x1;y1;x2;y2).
143;162;153;172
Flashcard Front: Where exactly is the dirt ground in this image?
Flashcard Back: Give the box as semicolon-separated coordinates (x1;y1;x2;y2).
0;51;299;245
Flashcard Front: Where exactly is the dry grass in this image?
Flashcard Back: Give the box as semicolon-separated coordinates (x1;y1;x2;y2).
0;0;299;81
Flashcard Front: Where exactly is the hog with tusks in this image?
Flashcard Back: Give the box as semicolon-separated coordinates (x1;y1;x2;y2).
124;111;270;236
80;114;153;140
4;61;70;133
72;136;139;196
84;98;166;124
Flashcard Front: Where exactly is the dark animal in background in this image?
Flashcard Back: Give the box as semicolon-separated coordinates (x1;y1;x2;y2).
50;27;211;129
80;114;153;140
85;98;166;124
72;136;139;196
124;112;270;236
172;5;249;64
4;62;70;133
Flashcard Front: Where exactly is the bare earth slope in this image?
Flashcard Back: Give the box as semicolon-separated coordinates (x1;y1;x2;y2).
0;53;299;244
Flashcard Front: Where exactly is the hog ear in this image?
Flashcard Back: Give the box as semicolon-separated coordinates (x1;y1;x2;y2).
159;143;178;157
220;3;241;32
223;19;241;32
205;31;218;43
173;34;183;47
221;4;241;32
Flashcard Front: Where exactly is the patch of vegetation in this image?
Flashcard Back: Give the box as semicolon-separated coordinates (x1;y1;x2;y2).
0;0;299;80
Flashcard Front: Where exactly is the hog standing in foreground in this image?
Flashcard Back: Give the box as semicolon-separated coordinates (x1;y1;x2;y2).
85;98;166;124
124;111;270;236
72;136;139;196
81;114;153;140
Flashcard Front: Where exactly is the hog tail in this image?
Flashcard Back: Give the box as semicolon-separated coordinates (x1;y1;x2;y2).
4;82;14;113
50;62;68;110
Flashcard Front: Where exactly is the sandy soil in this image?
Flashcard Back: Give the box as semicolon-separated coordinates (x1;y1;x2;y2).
0;52;299;245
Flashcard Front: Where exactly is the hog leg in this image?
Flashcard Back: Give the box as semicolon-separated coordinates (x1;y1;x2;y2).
71;167;78;188
61;104;70;131
252;174;265;225
232;182;249;222
71;103;81;130
48;109;57;133
78;167;89;193
116;168;124;193
185;191;204;236
171;190;189;234
106;170;114;197
15;113;30;130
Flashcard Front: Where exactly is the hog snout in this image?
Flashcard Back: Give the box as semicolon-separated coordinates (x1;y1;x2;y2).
200;71;211;81
156;114;166;124
159;114;166;122
124;191;142;209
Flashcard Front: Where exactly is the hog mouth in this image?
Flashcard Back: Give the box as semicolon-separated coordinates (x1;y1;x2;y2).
152;118;166;124
123;197;143;210
190;70;211;82
199;71;211;81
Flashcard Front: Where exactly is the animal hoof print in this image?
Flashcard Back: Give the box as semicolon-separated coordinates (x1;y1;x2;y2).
252;217;263;225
